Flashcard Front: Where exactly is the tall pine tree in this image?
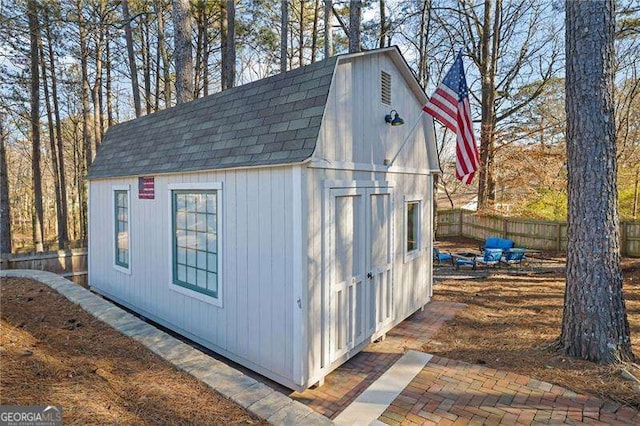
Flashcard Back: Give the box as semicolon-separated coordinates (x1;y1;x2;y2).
561;0;634;363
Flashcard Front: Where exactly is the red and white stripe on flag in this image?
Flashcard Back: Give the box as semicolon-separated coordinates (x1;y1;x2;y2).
138;176;155;199
422;54;479;185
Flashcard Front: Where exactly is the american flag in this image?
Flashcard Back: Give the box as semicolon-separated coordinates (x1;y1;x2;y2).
423;52;479;184
138;176;155;199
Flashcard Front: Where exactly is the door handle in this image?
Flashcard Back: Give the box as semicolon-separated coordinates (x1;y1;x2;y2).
367;272;373;279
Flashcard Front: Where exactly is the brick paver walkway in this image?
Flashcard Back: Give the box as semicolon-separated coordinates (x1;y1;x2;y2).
379;355;640;425
290;301;466;418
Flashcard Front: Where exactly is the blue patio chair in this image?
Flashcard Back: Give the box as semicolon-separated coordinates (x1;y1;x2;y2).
433;247;453;265
501;248;526;267
456;248;504;270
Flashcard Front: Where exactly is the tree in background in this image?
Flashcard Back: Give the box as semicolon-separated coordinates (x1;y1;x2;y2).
155;0;172;106
37;10;67;249
324;0;333;58
27;0;44;252
0;0;637;253
281;0;288;72
349;0;361;53
614;5;640;220
432;0;560;211
561;0;634;363
0;115;11;255
122;0;142;116
173;0;193;103
222;0;236;90
42;3;69;248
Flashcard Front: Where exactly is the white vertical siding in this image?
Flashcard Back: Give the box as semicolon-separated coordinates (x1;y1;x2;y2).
303;52;436;386
88;165;300;388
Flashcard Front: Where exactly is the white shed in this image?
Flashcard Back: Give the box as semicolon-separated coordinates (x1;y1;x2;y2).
88;46;440;391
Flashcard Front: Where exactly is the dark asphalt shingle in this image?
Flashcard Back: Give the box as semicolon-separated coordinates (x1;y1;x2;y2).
88;56;338;179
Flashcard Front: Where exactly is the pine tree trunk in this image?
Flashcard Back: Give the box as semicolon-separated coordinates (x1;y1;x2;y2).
311;0;320;62
349;0;361;53
105;37;114;126
92;20;104;147
324;0;332;58
417;0;431;88
28;0;44;252
379;0;386;48
633;168;638;219
0;117;12;255
71;122;81;240
486;0;501;205
224;0;236;89
38;27;67;249
173;0;193;102
193;8;204;97
44;7;69;244
73;123;86;242
143;12;152;113
154;22;161;110
122;0;142;116
299;0;305;66
156;0;171;107
98;40;105;138
78;0;91;239
281;0;288;73
477;0;495;211
202;17;209;96
561;0;634;363
94;0;106;142
289;24;294;69
220;1;228;88
78;2;91;163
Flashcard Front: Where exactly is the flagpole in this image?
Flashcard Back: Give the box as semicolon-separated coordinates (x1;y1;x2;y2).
387;110;424;168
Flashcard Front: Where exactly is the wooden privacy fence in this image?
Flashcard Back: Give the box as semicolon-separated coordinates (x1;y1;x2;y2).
1;248;87;285
436;209;640;257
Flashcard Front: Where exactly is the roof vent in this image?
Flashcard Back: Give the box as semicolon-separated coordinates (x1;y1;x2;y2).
381;71;391;105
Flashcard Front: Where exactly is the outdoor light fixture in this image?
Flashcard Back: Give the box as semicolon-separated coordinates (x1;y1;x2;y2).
385;110;405;126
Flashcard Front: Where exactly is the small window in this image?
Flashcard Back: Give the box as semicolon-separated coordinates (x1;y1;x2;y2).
172;190;219;299
381;71;391;105
114;189;129;270
406;200;421;259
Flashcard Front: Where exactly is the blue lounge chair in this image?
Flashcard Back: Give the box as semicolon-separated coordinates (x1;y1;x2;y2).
433;247;453;265
501;248;527;267
456;248;504;270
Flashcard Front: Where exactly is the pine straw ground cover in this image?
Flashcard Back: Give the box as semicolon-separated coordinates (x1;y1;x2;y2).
0;277;266;425
427;239;640;409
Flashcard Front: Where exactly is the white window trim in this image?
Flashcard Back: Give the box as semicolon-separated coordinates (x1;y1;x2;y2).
112;184;131;275
167;182;223;307
404;195;423;263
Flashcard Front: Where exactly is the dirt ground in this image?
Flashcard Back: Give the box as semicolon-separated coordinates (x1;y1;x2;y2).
0;277;265;425
428;237;640;409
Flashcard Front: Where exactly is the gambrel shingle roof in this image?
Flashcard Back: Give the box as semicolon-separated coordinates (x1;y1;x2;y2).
88;56;338;179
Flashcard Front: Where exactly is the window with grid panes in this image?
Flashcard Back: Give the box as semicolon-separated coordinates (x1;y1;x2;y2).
172;190;219;298
114;190;129;268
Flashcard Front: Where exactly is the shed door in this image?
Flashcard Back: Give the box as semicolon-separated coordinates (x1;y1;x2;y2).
327;187;394;364
367;189;394;334
328;188;367;362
